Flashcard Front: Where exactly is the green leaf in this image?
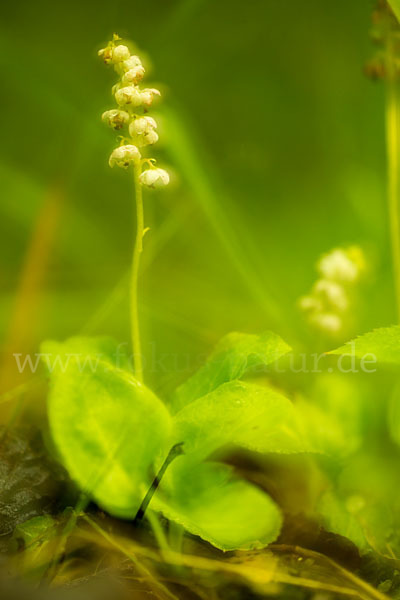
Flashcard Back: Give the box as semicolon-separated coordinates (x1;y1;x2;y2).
388;0;400;23
173;380;308;460
318;453;400;557
41;337;172;519
152;459;282;551
172;331;291;413
318;491;368;551
13;515;57;548
41;335;132;372
329;326;400;365
294;373;363;456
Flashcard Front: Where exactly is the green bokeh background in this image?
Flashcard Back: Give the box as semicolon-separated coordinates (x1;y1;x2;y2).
0;0;392;393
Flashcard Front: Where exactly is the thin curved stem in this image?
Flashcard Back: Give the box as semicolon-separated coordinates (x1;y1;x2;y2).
131;162;144;381
133;443;184;523
386;36;400;323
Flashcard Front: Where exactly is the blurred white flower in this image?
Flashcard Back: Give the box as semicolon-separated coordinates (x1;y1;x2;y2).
318;249;359;283
299;245;366;338
310;312;342;334
313;279;348;312
298;295;323;313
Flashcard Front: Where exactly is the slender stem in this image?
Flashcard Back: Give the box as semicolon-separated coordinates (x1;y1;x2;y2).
41;493;88;584
386;34;400;323
131;162;144;381
146;509;170;556
134;443;184;524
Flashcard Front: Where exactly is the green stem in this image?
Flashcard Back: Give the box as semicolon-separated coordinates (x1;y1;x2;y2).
146;510;170;556
41;493;88;584
134;443;184;524
386;36;400;323
131;162;144;381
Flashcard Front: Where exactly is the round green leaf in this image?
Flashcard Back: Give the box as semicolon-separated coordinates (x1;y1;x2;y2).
42;337;172;518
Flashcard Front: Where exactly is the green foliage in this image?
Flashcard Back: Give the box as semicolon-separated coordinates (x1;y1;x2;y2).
318;491;368;550
172;331;291;413
152;460;282;551
295;374;364;456
41;337;172;519
41;333;306;550
388;0;400;23
5;0;400;592
13;515;57;548
318;452;400;558
329;326;400;365
173;380;307;460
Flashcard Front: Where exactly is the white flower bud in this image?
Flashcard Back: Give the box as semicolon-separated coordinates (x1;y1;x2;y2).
102;109;130;130
310;312;342;334
140;88;161;107
109;145;141;168
313;279;348;312
129;116;158;146
121;56;142;72
139;168;169;188
298;295;322;313
115;86;143;107
122;66;145;85
112;45;130;63
317;249;359;283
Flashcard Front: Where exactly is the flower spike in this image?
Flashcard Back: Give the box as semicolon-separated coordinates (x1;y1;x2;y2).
99;34;169;182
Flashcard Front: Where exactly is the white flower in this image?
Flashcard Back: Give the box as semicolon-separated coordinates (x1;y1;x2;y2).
129;116;157;135
115;86;143;108
298;295;323;313
313;279;348;312
141;129;159;145
109;145;141;168
140;88;161;107
139;168;169;188
122;66;145;85
317;249;359;283
102;109;130;130
112;45;130;63
121;56;142;72
129;116;158;146
310;312;342;334
115;86;161;109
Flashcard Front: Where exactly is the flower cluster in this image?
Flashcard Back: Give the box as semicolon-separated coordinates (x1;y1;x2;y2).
99;34;169;188
299;246;366;335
